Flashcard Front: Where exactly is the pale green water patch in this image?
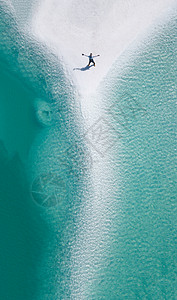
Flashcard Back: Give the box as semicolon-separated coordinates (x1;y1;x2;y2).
93;13;177;300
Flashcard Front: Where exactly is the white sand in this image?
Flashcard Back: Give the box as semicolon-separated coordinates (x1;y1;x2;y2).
31;0;176;96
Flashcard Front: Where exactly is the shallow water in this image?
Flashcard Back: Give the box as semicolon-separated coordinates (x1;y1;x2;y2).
0;1;176;299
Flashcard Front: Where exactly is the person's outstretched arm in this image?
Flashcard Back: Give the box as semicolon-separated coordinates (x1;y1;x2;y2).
82;54;89;57
93;55;100;58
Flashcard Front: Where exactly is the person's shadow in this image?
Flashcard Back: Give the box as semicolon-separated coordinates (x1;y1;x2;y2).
73;65;94;71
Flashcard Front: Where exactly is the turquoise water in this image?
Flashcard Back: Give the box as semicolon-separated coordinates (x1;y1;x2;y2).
0;2;176;300
0;5;48;299
95;15;177;299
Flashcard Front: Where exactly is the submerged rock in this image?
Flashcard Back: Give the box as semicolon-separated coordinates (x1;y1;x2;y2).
34;98;52;127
